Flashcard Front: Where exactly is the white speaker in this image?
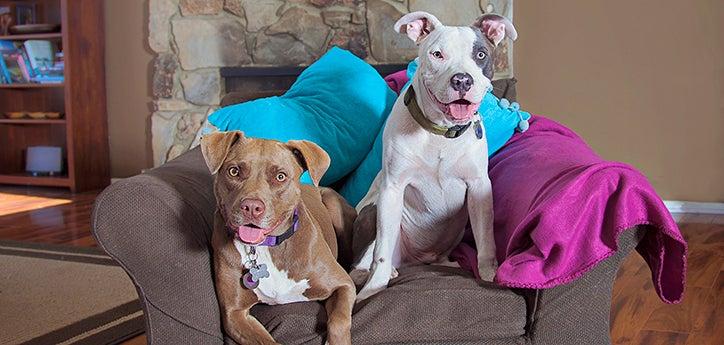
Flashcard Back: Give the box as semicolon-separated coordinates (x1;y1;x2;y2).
26;146;63;176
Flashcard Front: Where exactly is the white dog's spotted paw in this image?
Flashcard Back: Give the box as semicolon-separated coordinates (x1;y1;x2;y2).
477;260;498;282
390;267;399;279
355;284;384;303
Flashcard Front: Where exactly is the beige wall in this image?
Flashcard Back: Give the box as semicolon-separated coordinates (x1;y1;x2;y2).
514;0;723;202
104;0;153;177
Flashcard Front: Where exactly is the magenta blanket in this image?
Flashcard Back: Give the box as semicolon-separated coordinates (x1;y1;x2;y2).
449;116;687;304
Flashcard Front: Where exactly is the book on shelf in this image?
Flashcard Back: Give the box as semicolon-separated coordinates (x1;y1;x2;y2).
0;39;63;85
31;75;64;84
0;40;14;83
1;52;25;83
16;53;31;81
0;60;7;83
24;40;55;70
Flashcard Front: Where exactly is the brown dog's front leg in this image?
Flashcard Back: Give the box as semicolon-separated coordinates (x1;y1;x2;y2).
324;283;356;345
215;252;278;345
222;308;279;345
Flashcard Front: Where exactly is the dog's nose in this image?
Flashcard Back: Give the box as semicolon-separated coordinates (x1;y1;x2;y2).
240;198;265;219
450;73;473;92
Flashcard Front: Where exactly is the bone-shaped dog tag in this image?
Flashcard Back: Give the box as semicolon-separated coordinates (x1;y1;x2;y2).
250;264;270;281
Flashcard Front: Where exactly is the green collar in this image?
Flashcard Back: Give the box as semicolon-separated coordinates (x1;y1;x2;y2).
404;86;482;139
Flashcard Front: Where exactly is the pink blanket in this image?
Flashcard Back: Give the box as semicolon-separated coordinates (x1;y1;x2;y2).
450;116;687;304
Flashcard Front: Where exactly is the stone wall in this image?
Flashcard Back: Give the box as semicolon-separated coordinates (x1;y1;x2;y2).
148;0;514;166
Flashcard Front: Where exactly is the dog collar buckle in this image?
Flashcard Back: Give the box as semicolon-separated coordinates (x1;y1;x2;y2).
444;123;471;138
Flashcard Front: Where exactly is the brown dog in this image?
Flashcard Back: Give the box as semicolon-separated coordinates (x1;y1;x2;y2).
201;131;357;345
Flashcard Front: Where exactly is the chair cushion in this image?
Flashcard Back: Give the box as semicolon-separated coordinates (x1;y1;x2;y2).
250;266;527;344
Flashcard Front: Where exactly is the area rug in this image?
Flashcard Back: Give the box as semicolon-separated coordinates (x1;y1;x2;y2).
0;241;144;345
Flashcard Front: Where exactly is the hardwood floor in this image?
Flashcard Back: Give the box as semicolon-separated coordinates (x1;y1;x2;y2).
0;186;721;345
0;186;99;247
611;213;724;345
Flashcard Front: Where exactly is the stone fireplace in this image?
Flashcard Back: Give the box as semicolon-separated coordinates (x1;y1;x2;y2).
148;0;514;166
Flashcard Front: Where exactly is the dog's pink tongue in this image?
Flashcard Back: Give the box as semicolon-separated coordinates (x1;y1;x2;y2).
238;225;265;244
449;103;477;120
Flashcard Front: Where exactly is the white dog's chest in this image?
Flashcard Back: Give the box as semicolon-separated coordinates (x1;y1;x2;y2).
397;155;472;253
382;113;488;260
233;240;310;305
404;165;468;216
401;135;482;211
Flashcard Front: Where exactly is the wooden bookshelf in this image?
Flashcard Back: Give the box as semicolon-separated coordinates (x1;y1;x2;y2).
0;118;65;124
0;32;62;41
0;0;109;192
0;83;63;89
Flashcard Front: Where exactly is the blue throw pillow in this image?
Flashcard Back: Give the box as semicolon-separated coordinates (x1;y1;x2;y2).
338;59;531;206
208;47;397;186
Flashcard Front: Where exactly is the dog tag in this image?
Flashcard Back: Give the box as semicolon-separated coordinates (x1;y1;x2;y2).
474;120;483;140
250;264;270;281
241;272;259;289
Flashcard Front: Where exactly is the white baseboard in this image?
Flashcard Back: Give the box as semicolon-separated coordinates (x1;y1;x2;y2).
663;200;724;215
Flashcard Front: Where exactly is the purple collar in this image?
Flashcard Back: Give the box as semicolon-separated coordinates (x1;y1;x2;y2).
235;209;300;247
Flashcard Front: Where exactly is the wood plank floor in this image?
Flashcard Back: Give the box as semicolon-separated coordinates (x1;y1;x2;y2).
0;186;721;345
610;213;724;345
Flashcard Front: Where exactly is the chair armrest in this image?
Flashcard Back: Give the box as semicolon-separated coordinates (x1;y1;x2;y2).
487;117;677;343
92;147;224;344
525;226;646;345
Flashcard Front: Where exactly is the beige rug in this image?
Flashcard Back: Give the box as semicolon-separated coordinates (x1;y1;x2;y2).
0;241;143;345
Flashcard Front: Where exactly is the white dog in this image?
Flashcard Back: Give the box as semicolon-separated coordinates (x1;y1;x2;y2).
353;11;517;301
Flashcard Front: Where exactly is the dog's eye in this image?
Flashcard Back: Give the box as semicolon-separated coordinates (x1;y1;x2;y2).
476;51;486;60
275;172;287;182
228;166;239;177
431;51;444;59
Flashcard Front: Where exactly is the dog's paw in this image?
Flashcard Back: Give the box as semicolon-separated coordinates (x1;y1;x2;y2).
355;277;384;303
390;267;399;279
477;260;498;282
355;284;384;303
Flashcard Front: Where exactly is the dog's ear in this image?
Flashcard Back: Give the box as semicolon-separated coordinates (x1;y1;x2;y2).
394;11;442;44
200;131;243;174
286;140;330;187
472;14;517;46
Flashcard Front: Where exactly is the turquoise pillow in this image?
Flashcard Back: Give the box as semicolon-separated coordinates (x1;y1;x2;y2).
338;124;384;205
208;47;397;186
338;60;531;206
